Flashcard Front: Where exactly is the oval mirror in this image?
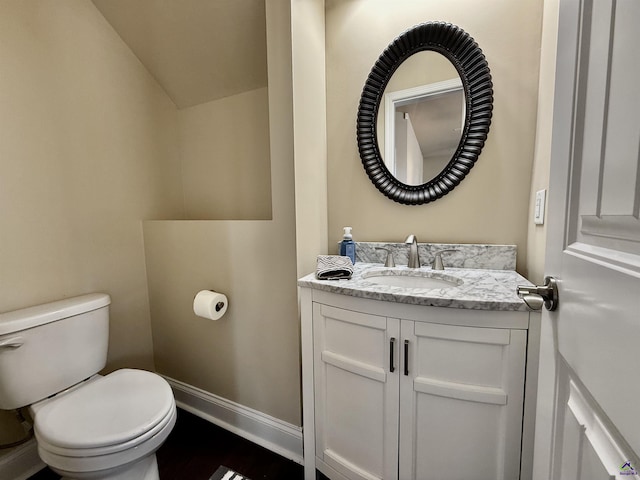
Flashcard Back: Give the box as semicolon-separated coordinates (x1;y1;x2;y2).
357;22;493;205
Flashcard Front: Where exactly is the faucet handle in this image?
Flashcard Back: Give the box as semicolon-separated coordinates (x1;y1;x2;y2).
375;247;396;267
432;249;457;270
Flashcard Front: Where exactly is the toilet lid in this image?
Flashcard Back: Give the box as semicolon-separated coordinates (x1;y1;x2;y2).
35;369;174;450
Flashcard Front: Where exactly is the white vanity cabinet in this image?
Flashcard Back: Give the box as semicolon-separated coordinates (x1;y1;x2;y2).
300;288;537;480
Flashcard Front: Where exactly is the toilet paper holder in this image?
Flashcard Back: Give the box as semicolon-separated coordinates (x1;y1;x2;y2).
193;290;228;321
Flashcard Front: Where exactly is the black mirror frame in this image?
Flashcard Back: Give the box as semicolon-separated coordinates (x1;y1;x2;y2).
357;22;493;205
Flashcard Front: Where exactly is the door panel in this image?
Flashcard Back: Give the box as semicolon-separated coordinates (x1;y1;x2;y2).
322;366;388;480
413;394;504;480
571;0;640;247
313;303;399;480
399;320;526;480
555;364;628;479
413;322;510;388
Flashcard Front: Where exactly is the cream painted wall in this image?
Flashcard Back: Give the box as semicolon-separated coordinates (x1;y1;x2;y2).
0;0;185;443
0;0;183;440
526;0;559;284
143;1;301;425
178;87;272;220
325;0;544;274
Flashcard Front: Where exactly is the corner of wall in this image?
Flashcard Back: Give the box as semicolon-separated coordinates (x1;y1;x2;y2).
526;0;560;284
291;0;329;278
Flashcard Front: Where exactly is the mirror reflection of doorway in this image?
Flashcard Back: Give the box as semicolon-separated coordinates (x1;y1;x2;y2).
385;79;464;185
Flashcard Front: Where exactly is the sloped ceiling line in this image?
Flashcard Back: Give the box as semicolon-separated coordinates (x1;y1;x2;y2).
92;0;268;109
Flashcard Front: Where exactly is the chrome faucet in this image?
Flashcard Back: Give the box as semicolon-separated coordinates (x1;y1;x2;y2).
404;235;421;268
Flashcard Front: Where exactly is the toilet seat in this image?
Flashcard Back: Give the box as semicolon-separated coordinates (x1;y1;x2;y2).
33;369;176;474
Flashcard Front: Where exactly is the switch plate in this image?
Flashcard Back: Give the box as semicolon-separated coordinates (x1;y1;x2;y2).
534;189;546;225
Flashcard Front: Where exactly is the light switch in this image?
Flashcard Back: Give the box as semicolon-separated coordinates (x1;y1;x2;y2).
534;189;546;225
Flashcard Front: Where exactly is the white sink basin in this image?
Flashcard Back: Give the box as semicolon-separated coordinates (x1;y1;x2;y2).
362;270;463;289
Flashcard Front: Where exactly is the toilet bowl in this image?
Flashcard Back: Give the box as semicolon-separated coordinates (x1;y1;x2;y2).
31;369;176;480
0;294;176;480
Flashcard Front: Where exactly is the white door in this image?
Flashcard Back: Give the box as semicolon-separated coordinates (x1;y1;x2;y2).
534;0;640;478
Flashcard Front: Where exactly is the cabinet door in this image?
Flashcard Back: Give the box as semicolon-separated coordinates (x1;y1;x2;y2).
399;320;527;480
313;303;400;480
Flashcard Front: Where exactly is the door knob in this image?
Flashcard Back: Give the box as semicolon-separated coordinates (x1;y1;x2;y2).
516;276;558;311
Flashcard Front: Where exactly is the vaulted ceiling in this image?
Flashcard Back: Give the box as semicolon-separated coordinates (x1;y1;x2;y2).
92;0;268;109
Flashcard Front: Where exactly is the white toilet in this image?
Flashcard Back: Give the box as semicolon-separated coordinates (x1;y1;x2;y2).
0;293;176;480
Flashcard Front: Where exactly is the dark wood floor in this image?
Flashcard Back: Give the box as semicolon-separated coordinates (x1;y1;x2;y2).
28;408;304;480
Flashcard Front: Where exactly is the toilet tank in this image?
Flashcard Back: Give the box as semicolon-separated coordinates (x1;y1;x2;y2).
0;294;110;410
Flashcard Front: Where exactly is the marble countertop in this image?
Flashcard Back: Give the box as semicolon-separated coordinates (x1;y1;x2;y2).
298;263;533;312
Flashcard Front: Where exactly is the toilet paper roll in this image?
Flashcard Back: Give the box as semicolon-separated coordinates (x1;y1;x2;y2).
193;290;228;321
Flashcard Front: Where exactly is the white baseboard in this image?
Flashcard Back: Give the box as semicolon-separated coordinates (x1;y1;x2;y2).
162;376;304;465
0;439;45;480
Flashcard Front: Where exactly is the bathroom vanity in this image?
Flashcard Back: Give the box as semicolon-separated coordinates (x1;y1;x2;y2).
299;260;539;480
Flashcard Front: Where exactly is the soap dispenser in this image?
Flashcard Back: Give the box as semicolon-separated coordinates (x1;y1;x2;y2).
339;227;356;264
